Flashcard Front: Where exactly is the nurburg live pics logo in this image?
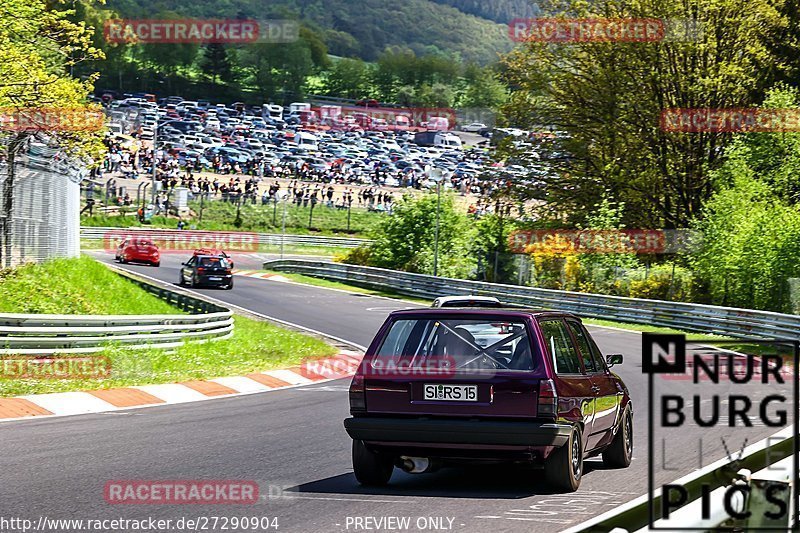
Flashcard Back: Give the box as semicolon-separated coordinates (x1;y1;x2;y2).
643;333;800;529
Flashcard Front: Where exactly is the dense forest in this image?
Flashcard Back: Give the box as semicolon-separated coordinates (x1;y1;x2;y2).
428;0;540;23
105;0;514;63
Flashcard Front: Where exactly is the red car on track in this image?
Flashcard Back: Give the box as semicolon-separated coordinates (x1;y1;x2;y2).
115;238;160;266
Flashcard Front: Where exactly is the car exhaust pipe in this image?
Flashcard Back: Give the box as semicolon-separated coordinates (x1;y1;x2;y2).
399;456;432;474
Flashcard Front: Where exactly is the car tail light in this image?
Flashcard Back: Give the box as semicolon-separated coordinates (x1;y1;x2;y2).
537;378;558;418
349;373;366;414
197;267;205;274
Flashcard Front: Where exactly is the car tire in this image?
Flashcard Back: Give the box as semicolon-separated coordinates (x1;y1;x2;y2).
191;276;198;288
352;439;393;487
226;279;234;290
119;256;127;264
153;261;160;267
178;273;185;286
544;425;583;492
603;405;633;469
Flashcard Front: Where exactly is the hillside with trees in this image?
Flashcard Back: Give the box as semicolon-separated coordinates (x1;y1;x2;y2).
428;0;540;23
105;0;513;63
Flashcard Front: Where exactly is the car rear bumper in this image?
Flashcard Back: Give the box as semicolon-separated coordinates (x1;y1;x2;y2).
199;274;232;286
344;417;572;447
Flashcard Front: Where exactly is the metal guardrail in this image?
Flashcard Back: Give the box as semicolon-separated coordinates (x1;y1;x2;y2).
80;226;372;249
263;260;800;340
0;268;233;355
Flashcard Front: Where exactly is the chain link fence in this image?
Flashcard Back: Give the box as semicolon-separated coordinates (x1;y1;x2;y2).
0;141;84;267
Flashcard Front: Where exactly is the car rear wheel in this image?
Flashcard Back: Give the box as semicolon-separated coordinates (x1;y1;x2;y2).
352;440;393;486
191;276;198;288
153;261;160;267
544;426;582;492
226;278;234;290
603;405;633;468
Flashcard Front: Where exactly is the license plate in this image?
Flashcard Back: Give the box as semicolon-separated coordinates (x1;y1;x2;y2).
423;384;478;402
208;276;222;281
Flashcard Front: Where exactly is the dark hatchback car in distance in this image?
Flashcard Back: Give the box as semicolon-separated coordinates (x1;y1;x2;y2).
179;254;234;289
344;308;632;492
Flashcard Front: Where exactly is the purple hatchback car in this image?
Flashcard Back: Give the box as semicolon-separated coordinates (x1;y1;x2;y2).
344;309;633;492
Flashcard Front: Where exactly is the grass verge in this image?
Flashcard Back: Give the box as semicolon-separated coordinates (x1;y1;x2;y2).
0;256;181;315
0;257;338;396
0;315;336;396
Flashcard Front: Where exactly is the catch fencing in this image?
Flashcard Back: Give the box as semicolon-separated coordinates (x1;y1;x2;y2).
262;260;800;340
0;142;83;268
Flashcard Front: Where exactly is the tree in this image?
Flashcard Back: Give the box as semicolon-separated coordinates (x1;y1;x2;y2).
238;40;313;102
201;43;233;84
322;59;371;99
299;26;331;69
502;0;794;228
459;64;507;109
691;86;800;311
344;192;475;278
0;0;104;266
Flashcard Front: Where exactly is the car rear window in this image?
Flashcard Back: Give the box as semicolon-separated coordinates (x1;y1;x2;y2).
199;257;230;268
374;317;541;373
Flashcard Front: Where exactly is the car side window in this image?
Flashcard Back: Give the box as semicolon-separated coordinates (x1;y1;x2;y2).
539;319;583;374
186;257;196;266
567;321;597;373
587;332;609;373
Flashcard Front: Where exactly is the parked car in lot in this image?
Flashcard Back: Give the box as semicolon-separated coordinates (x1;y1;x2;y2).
179;254;234;289
344;308;632;492
461;122;487;132
115;238;160;267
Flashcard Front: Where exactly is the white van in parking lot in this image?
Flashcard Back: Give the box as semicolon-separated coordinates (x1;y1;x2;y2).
297;131;319;152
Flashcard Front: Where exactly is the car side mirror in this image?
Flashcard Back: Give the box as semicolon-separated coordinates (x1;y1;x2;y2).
606;354;623;367
181;262;187;266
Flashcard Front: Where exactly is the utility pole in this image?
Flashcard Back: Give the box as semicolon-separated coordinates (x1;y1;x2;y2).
428;167;445;277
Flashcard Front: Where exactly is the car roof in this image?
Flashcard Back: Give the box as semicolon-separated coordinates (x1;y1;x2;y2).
388;308;581;320
434;295;500;304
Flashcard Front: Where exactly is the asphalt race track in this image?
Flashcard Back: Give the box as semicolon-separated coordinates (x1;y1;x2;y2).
0;252;791;533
